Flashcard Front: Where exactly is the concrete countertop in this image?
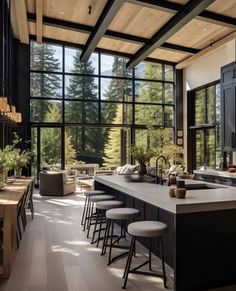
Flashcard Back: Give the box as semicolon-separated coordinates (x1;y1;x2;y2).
194;169;236;178
95;175;236;214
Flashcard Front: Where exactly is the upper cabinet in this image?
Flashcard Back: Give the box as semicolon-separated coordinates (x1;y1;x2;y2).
221;61;236;151
221;62;236;87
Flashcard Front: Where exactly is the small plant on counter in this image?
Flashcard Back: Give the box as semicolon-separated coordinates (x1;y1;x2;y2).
130;145;155;165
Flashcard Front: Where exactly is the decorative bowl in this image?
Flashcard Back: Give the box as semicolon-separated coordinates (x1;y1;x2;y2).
169;187;176;197
174;188;186;199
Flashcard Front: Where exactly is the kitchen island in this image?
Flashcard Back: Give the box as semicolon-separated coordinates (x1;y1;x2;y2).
95;175;236;291
194;169;236;186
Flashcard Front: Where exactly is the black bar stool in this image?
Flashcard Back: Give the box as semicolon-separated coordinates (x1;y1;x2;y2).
91;200;124;246
81;190;106;230
101;207;140;265
86;194;114;238
122;220;168;289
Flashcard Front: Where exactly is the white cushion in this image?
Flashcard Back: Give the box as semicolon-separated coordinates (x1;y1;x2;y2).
115;164;137;175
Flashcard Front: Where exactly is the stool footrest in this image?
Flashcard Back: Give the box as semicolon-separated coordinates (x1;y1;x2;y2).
129;270;164;278
108;251;129;265
111;244;129;250
131;259;150;272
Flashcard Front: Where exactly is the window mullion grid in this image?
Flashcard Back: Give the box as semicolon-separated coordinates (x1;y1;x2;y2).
29;41;176;169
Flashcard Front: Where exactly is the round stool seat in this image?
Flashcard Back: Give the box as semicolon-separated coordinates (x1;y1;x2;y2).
90;194;114;203
106;208;140;220
96;200;124;210
84;190;106;197
128;221;168;237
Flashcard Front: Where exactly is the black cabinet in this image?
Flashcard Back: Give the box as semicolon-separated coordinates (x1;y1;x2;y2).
221;62;236;87
221;61;236;151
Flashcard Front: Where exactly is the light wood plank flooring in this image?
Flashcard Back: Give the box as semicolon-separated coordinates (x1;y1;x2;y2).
0;190;235;291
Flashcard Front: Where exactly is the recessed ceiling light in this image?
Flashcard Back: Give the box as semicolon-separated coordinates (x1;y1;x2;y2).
203;28;207;32
60;11;64;15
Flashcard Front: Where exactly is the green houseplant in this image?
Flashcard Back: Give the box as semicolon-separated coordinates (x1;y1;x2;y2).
0;144;18;184
0;133;31;182
13;148;31;177
11;133;31;177
130;145;155;176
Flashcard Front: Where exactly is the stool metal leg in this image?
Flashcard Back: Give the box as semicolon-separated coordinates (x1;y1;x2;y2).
160;236;167;288
87;202;95;238
96;209;104;247
101;218;111;255
91;208;100;244
83;197;90;231
122;236;136;289
108;219;115;265
81;196;88;226
149;238;152;271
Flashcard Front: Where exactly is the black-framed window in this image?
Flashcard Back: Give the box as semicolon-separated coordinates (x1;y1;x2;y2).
30;41;175;172
188;81;221;171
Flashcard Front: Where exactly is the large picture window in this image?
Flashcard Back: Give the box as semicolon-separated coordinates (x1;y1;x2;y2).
30;41;175;172
188;82;221;170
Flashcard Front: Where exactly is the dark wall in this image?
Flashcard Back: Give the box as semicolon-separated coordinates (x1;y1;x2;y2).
16;41;30;124
0;0;17;147
175;69;183;145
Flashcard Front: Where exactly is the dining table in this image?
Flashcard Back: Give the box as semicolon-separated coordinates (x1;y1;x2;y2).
0;177;33;278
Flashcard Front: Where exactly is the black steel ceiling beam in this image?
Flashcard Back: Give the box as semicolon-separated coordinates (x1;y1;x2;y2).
126;0;216;69
80;0;124;62
29;35;177;66
161;43;199;54
27;13;199;55
131;0;236;27
28;13;92;33
200;10;236;27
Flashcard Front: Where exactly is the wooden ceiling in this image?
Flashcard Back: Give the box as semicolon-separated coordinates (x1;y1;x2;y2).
11;0;236;68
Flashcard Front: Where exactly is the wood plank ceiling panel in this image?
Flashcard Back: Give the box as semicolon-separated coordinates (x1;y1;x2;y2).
176;30;236;69
149;48;190;63
97;37;142;54
36;0;43;43
10;3;19;38
43;0;108;26
167;19;235;49
12;0;29;44
108;2;173;38
80;0;124;62
28;23;89;45
152;0;236;17
206;0;236;18
26;0;35;13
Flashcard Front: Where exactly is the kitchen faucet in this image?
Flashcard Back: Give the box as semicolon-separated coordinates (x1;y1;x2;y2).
155;155;167;185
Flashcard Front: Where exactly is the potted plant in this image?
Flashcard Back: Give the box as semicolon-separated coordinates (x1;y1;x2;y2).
0;133;31;181
11;133;31;177
13;149;31;177
130;145;154;176
0;144;18;184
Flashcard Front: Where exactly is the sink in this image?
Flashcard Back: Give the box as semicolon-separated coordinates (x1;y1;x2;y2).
185;183;225;190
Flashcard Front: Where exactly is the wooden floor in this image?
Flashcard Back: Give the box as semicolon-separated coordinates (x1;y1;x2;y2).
0;189;235;291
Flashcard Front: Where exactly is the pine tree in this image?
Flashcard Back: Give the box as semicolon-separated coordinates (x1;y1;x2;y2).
100;57;132;166
102;57;132;124
40;103;76;165
65;50;105;164
135;64;163;127
41;103;61;164
65;132;76;164
30;41;62;122
103;105;122;167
